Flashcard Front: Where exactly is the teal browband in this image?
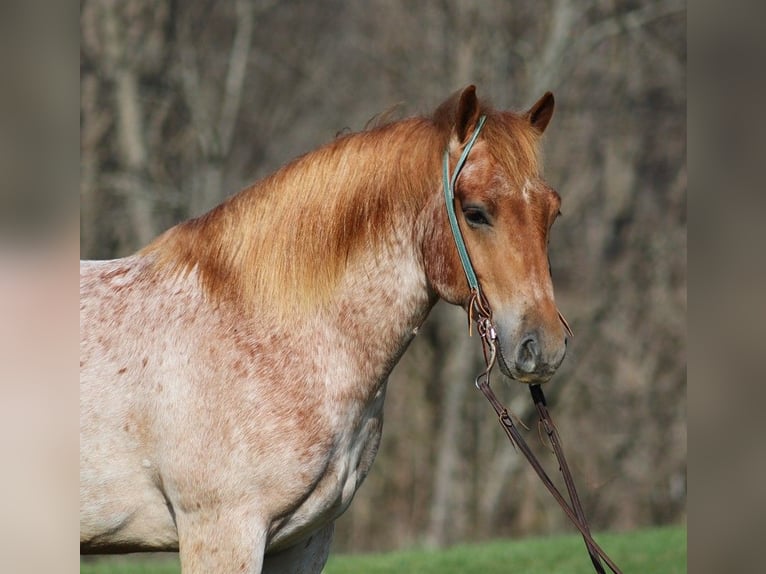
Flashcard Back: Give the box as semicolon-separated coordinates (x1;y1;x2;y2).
442;114;487;296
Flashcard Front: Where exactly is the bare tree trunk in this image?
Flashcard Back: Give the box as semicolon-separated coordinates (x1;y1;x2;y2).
80;75;110;257
425;306;475;547
115;71;156;247
179;0;256;216
526;0;577;101
102;0;156;249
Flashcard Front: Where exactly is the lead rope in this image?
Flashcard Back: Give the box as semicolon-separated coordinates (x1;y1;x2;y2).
529;384;606;574
446;120;621;573
472;305;621;574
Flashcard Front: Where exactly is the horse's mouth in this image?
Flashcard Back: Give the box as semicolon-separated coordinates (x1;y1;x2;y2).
496;343;514;379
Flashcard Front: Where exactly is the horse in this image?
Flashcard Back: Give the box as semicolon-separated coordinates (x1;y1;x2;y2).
80;85;568;573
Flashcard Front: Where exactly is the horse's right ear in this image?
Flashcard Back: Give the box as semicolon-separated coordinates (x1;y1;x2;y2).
455;85;481;144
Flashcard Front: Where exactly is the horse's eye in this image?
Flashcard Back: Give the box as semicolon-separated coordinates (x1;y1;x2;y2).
462;206;491;228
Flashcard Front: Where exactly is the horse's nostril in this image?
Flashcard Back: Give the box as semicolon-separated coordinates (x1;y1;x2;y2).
516;334;540;373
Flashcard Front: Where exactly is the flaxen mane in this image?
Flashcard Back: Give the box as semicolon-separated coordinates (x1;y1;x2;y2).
142;97;543;316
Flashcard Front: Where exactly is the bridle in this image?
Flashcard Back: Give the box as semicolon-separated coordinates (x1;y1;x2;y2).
443;117;623;574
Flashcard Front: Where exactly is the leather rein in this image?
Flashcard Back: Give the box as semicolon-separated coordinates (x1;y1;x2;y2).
443;117;622;574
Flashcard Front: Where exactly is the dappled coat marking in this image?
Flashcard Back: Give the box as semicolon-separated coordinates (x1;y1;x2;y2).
80;86;568;573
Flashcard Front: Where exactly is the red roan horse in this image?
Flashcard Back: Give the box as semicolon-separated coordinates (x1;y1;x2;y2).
80;86;568;572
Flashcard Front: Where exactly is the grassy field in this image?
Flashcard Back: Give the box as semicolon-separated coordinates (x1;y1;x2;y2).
81;524;686;573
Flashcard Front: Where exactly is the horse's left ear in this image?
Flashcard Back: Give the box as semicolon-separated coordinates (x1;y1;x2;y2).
525;92;555;134
455;85;481;144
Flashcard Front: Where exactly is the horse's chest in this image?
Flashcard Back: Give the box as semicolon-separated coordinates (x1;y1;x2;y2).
267;386;386;550
334;396;385;503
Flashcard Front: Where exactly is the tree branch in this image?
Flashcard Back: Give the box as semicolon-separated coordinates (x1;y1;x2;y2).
575;0;685;54
527;0;685;98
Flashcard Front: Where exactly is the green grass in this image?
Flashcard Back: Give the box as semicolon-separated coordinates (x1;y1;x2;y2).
81;524;686;573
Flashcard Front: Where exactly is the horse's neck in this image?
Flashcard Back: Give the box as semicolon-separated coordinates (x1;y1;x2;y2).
243;121;442;373
312;221;436;390
142;120;444;389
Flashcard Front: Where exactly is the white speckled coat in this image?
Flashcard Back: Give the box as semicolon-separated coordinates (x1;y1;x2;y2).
80;86;568;573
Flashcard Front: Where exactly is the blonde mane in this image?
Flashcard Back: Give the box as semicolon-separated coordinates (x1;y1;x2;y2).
144;119;444;315
143;102;543;316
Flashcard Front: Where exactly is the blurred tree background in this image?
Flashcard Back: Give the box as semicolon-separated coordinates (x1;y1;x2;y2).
80;0;686;554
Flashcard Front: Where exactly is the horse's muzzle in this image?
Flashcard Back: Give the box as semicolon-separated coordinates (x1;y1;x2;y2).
496;329;567;384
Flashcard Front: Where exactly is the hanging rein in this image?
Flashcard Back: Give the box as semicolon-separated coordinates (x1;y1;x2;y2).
443;117;622;574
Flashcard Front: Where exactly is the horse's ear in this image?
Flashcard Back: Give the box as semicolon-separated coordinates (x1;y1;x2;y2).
455;85;481;144
525;92;555;134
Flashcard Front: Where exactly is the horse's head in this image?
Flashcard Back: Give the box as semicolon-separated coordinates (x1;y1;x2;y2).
424;86;568;384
